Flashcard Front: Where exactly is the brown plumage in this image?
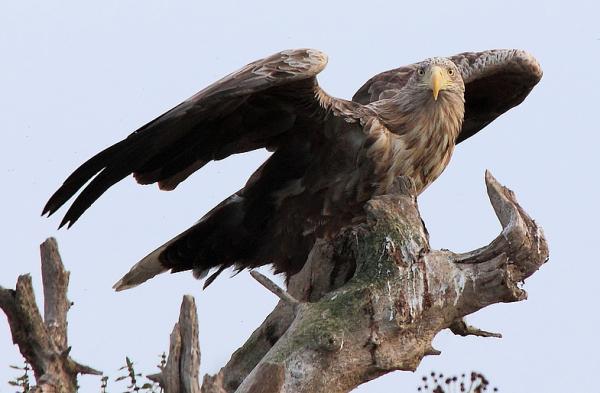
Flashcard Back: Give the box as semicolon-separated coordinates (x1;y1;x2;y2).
41;49;542;290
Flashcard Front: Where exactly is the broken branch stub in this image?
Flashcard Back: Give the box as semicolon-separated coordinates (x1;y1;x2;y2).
249;271;299;305
41;237;71;351
204;172;548;393
149;295;201;393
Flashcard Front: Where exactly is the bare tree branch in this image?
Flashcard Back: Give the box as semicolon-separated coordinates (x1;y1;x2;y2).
449;319;502;338
0;238;100;393
249;271;299;305
41;237;71;351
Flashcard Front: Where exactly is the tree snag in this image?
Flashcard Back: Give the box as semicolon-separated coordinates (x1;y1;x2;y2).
148;295;201;393
202;171;548;393
1;171;548;393
0;238;100;393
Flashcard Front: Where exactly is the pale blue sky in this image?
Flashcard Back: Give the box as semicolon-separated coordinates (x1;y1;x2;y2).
1;1;599;392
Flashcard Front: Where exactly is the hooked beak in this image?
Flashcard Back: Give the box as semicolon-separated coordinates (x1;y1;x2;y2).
430;66;443;101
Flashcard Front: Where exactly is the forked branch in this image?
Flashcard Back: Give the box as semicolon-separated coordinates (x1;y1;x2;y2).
0;238;100;393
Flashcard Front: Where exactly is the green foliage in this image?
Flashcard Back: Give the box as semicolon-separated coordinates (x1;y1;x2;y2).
416;371;498;393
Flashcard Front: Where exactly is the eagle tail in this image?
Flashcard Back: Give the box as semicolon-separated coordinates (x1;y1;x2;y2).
112;243;170;291
113;194;249;291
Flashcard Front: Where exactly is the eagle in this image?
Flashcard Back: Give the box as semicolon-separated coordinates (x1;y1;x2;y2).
42;49;542;290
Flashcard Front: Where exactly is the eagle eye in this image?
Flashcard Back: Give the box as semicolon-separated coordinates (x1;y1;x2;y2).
417;68;425;76
447;68;455;76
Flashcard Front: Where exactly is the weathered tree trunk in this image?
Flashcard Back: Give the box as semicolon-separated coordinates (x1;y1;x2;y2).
0;172;548;393
201;172;548;393
0;238;101;393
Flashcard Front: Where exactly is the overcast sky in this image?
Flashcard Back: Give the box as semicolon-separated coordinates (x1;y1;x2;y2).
1;1;599;392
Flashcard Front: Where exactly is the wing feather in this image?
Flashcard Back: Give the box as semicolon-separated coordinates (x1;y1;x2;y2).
352;49;542;143
43;49;329;227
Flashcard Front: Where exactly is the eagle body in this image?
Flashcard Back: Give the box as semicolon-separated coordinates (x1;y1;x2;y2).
42;48;542;290
213;82;464;280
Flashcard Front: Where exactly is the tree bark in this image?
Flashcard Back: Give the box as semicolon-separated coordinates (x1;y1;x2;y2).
0;238;100;393
1;172;548;393
201;171;548;393
148;295;201;393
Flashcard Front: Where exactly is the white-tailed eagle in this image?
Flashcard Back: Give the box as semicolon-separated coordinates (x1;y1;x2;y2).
42;49;542;290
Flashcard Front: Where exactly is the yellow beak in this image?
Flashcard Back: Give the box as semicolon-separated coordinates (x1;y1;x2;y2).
430;66;443;101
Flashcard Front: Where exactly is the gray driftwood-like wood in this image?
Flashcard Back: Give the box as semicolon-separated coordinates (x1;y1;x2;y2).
148;295;201;393
199;171;548;393
0;238;100;393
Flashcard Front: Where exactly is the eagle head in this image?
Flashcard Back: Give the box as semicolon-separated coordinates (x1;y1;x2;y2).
414;58;465;102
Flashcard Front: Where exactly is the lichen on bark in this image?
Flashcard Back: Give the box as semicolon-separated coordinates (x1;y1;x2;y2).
1;172;548;393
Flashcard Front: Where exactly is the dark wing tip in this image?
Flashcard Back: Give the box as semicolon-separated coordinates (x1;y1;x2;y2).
41;141;129;225
42;193;61;218
55;166;131;229
57;218;70;230
42;190;68;218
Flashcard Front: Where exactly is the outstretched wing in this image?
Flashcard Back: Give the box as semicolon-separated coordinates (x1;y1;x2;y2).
43;49;329;228
352;49;542;143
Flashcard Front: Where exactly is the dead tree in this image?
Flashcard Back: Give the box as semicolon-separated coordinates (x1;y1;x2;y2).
0;238;101;393
1;172;548;393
